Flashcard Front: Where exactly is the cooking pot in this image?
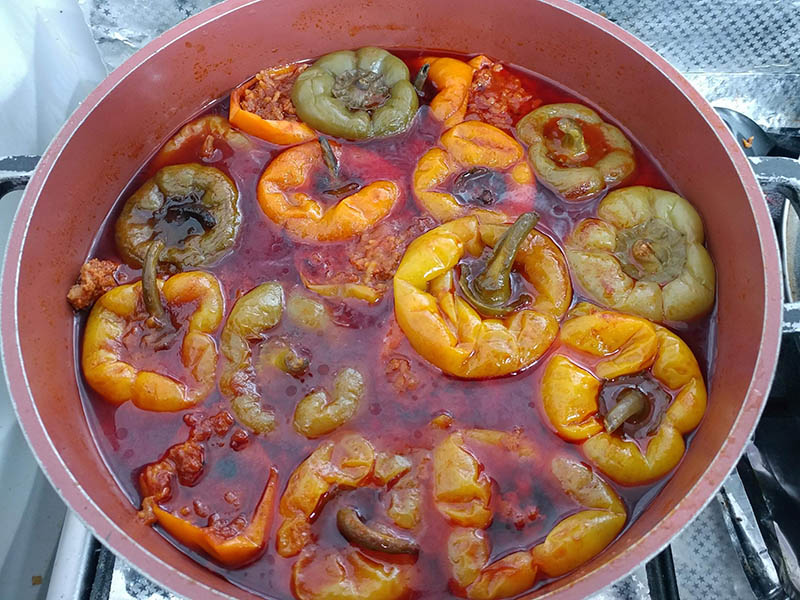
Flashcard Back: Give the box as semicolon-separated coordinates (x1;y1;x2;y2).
0;0;786;597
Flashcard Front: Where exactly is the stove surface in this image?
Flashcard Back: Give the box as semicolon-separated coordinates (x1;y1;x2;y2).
1;1;798;599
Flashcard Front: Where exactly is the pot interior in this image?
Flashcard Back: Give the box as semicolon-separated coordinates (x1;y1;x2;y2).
5;0;778;598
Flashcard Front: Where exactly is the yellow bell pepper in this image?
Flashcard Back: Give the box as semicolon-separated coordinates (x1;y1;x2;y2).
529;457;627;577
150;468;278;568
432;431;494;528
540;306;707;484
565;186;716;322
82;271;223;411
257;140;400;242
516;103;635;202
151;115;252;170
292;546;410;600
423;56;475;127
276;434;376;558
413;121;535;223
393;216;569;378
439;430;626;599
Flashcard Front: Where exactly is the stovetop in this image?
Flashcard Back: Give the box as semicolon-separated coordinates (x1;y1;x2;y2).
1;1;798;599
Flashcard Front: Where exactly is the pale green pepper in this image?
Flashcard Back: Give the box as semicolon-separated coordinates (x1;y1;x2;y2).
291;47;418;140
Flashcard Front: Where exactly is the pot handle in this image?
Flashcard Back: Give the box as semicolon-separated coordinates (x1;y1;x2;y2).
0;155;40;199
748;156;800;335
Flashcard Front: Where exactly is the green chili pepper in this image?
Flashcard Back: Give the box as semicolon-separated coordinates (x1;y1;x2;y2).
458;212;539;317
115;163;240;269
291;47;419;140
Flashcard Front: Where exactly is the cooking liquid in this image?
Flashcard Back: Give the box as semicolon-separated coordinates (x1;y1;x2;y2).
75;50;716;599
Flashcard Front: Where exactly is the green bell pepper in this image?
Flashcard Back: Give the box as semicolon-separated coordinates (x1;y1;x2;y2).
291;47;418;140
115;163;240;269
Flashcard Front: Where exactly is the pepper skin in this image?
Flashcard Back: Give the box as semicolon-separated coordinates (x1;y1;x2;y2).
219;282;285;435
292;546;410;600
151;467;278;567
393;216;570;378
230;65;317;145
516;103;635;201
437;431;625;599
413;121;535;223
291;47;418;140
82;272;223;411
257;140;400;242
276;434;376;558
115;163;240;268
422;56;475;127
529;457;627;578
151;115;252;170
540;306;707;485
565;186;716;322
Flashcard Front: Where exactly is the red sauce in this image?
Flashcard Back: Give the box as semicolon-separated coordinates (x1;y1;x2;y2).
75;49;714;599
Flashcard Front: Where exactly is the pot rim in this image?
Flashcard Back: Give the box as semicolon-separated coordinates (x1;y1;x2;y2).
0;0;783;598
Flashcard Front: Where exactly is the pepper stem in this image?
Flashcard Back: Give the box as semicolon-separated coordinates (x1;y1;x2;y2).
142;240;165;322
604;388;648;433
319;137;339;179
631;239;663;274
414;63;430;96
556;118;588;162
458;212;539;317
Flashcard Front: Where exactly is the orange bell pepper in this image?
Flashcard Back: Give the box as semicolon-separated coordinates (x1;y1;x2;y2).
229;65;317;146
257;140;400;242
413;121;535;223
540;306;707;485
151;467;278;567
423;57;475;127
151;115;252;170
82;272;223;411
393;216;569;378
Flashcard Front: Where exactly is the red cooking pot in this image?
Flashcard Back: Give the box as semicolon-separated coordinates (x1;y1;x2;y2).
0;0;785;597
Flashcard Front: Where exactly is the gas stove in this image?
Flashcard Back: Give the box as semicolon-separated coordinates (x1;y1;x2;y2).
1;1;798;599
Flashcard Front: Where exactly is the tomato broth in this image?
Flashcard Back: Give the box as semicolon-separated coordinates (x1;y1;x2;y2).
75;49;715;599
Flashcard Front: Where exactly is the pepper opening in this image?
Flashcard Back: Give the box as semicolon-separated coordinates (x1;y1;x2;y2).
451;167;507;207
613;218;687;284
457;212;539;317
331;69;391;111
150;190;217;248
598;372;670;439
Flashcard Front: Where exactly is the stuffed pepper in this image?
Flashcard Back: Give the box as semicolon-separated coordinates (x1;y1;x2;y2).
565;185;716;322
257;139;402;242
434;429;626;599
115;163;240;268
393;213;571;378
291;47;418;140
413;120;535;223
82;268;224;411
230;63;317;146
517;103;635;201
540;304;707;485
